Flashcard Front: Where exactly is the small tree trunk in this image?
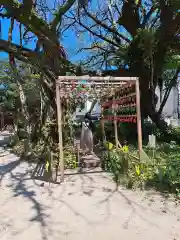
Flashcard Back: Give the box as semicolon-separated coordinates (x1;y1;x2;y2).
148;108;168;130
148;107;180;143
17;79;31;155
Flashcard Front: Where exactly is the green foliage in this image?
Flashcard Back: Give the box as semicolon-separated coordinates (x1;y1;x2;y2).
164;55;180;70
44;145;78;171
101;142;180;194
153;126;180;144
8;134;19;147
131;143;180;193
64;147;77;169
101;149;129;185
11;139;25;156
104;120;180;145
1;1;180;189
0;61;41;117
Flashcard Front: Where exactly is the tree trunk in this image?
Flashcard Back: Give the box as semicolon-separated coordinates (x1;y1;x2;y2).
148;106;180;143
148;107;168;130
17;79;31;155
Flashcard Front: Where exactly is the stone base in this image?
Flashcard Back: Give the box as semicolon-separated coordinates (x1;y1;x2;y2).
81;154;101;168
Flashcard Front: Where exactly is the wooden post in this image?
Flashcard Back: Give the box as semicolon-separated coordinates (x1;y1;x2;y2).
113;97;118;149
0;112;4;131
135;78;143;159
100;103;106;142
0;112;2;130
56;84;64;182
77;141;82;173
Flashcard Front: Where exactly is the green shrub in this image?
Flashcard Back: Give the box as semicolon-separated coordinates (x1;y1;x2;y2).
101;142;180;194
8;134;19;147
11;140;25;155
64;149;77;169
50;146;78;170
101;148;129;185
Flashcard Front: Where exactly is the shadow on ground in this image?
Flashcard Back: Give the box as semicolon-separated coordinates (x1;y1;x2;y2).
0;132;179;239
0;133;11;146
0;131;51;240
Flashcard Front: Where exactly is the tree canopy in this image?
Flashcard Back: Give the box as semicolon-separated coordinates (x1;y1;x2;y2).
0;0;180;132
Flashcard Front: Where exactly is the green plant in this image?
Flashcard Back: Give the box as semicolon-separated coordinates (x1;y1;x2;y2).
11;140;25;156
64;151;77;169
57;146;77;169
101;141;180;194
126;161;155;190
8;134;19;147
127;142;180;192
101;148;129;185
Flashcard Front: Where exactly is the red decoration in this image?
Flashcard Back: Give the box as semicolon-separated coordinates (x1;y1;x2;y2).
103;115;137;123
71;81;76;90
101;82;137;124
102;101;112;108
102;95;136;109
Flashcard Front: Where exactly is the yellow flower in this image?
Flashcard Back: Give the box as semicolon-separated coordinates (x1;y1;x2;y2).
45;160;50;172
73;160;77;168
135;165;140;176
104;141;113;150
121;145;129;153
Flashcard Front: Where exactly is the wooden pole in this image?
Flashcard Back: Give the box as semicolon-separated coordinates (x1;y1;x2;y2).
2;113;5;130
58;76;138;81
0;112;2;130
113;97;118;149
100;103;106;142
56;84;64;182
135;78;143;159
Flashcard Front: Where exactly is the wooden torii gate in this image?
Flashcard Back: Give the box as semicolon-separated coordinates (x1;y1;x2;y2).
56;76;142;182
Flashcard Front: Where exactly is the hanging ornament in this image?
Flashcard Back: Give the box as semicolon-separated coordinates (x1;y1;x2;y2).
71;81;76;90
103;115;137;123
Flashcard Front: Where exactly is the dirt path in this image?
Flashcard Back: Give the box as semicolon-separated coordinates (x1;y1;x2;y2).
0;133;180;240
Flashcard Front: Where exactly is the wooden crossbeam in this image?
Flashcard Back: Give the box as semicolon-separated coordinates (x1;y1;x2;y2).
57;76;137;84
55;75;142;183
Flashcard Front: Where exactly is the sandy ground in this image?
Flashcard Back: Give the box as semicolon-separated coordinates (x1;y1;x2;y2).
0;132;180;240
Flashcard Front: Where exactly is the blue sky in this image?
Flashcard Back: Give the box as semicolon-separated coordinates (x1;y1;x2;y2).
0;0;129;66
0;1;98;63
0;0;136;76
0;0;167;64
0;17;87;62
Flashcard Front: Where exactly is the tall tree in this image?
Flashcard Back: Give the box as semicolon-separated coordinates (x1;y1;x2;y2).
0;0;179;134
0;60;42;143
0;0;77;110
66;0;180;130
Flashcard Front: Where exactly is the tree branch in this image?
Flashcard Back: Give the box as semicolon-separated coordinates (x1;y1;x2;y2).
153;8;179;80
21;0;36;14
82;7;130;43
8;17;14;43
117;0;140;37
0;39;37;63
0;39;57;108
73;13;120;48
1;0;58;46
158;68;180;114
0;39;56;77
51;0;76;32
142;5;158;27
